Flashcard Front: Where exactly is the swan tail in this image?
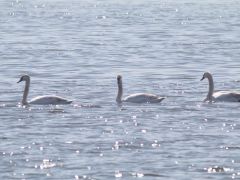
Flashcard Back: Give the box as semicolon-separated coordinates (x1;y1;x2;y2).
155;97;165;103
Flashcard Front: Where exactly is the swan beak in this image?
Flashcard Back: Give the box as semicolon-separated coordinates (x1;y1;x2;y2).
17;78;22;83
200;76;205;81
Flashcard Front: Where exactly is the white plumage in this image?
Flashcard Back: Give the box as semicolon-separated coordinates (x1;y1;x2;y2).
123;93;165;103
29;95;72;105
116;75;165;104
18;75;72;105
201;72;240;102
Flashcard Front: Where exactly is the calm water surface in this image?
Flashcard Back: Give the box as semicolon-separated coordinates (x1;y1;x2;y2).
1;0;240;179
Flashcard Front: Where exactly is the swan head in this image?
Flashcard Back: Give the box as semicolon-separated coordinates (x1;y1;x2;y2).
201;72;212;81
117;75;122;84
17;75;30;83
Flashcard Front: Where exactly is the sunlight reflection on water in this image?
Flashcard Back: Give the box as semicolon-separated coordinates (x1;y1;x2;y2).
0;0;240;179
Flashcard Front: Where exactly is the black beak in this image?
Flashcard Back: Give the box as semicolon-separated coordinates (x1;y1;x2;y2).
200;76;205;81
17;78;22;83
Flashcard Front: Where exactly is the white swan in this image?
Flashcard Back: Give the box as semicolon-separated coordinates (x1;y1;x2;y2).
18;75;72;105
201;72;240;102
116;75;165;103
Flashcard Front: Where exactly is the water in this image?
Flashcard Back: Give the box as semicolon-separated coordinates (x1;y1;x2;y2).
1;0;240;179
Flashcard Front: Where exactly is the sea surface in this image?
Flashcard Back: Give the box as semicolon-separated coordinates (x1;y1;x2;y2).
0;0;240;179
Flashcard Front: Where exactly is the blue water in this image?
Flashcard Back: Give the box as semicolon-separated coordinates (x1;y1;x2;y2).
1;0;240;179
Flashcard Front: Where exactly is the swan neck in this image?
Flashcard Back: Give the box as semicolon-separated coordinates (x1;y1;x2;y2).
207;75;214;101
116;81;123;103
22;79;30;105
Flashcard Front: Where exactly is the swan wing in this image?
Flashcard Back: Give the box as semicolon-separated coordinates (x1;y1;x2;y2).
123;93;165;103
213;91;240;102
29;95;72;105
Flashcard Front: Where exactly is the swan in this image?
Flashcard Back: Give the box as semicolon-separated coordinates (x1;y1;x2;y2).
17;75;72;105
116;75;165;103
201;72;240;102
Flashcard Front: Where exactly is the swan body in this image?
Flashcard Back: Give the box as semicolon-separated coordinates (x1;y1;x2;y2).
18;75;72;105
211;91;240;102
201;72;240;102
29;95;72;105
116;75;165;104
123;93;165;103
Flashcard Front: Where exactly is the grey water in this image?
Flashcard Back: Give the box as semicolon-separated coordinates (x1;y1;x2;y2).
0;0;240;179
